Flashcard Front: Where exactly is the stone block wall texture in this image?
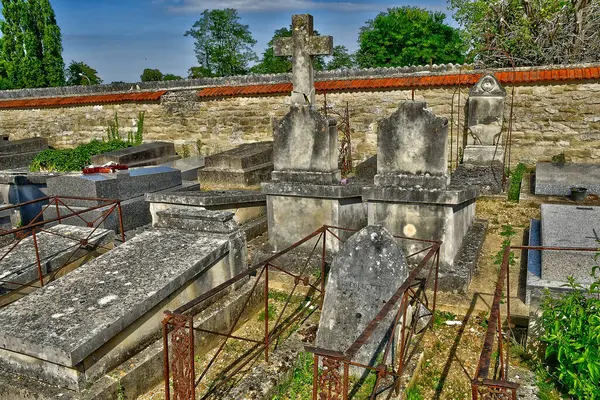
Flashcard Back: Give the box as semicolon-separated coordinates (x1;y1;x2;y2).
0;66;598;168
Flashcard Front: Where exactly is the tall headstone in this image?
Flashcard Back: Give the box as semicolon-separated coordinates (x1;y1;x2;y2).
463;74;506;165
316;226;408;372
363;101;478;291
263;14;367;252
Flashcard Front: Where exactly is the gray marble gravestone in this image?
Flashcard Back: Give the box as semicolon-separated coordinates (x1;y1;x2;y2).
263;14;367;252
463;74;506;166
535;162;600;196
45;166;197;232
316;225;408;372
363;101;478;292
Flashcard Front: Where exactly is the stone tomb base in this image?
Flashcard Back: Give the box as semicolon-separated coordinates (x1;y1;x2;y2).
0;225;243;391
263;182;367;252
364;187;478;291
462;145;504;166
146;189;267;240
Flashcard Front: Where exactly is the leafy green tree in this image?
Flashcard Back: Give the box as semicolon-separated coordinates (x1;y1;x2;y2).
188;66;212;79
140;68;163;82
326;45;355;70
449;0;600;67
251;26;325;74
184;9;257;77
163;73;183;81
65;61;102;85
0;0;65;89
355;7;465;68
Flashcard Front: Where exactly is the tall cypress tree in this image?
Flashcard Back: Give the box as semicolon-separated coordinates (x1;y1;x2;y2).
0;0;64;89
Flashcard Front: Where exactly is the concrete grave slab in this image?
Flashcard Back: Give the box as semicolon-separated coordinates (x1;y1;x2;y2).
0;228;234;390
199;142;273;187
90;142;179;167
535;162;600;196
540;204;600;284
316;225;408;373
0;225;114;296
0;138;48;171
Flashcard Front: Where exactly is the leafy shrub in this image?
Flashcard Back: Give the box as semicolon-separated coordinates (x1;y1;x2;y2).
30;139;131;172
551;152;566;165
507;163;527;202
539;269;600;399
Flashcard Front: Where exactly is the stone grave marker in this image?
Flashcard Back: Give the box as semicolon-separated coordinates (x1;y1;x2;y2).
90;141;179;167
363;101;479;291
264;14;367;252
274;14;333;106
0;138;48;170
198;141;273;187
316;225;408;371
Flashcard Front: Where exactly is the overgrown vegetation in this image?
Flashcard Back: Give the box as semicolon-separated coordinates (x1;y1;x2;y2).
538;269;600;399
551;152;566;165
507;163;527;202
30;112;145;172
492;224;517;270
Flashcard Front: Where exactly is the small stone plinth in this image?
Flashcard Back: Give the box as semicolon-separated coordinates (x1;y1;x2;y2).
316;225;408;373
0;229;235;390
198;141;273;187
262;181;367;252
462;145;505;166
90;141;179;167
540;204;599;284
146;189;267;240
535;162;600;196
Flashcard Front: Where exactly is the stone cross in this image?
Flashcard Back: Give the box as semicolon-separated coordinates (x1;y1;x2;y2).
274;14;333;106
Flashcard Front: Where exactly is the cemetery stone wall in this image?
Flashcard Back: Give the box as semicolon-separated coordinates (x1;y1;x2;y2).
0;65;598;167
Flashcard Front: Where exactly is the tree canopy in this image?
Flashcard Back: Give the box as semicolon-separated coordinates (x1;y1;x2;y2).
163;73;183;81
355;7;465;68
65;61;102;85
188;66;212;79
251;26;326;74
185;9;257;77
449;0;600;67
326;45;355;70
140;68;163;82
0;0;65;89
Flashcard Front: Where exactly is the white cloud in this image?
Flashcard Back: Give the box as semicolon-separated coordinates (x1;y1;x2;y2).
164;0;391;13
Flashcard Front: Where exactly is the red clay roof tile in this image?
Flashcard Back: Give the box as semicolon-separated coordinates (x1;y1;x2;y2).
0;90;166;109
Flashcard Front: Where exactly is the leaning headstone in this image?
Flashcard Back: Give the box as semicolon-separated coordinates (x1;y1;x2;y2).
263;14;367;252
316;225;408;372
0;138;48;170
363;101;478;292
463;74;506;166
198;141;273;187
90;141;179;167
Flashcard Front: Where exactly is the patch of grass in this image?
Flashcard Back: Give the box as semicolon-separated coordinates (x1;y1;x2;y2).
272;352;313;400
257;303;277;322
433;310;457;328
507;163;527;202
405;383;424;400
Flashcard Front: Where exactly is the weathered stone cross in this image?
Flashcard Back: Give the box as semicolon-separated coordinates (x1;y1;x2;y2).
274;14;333;107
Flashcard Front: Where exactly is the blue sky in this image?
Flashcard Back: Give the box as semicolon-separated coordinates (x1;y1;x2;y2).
54;0;454;83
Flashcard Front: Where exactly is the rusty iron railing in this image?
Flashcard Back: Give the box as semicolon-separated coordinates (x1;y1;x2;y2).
0;196;125;307
306;227;441;400
162;225;441;400
472;244;599;399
